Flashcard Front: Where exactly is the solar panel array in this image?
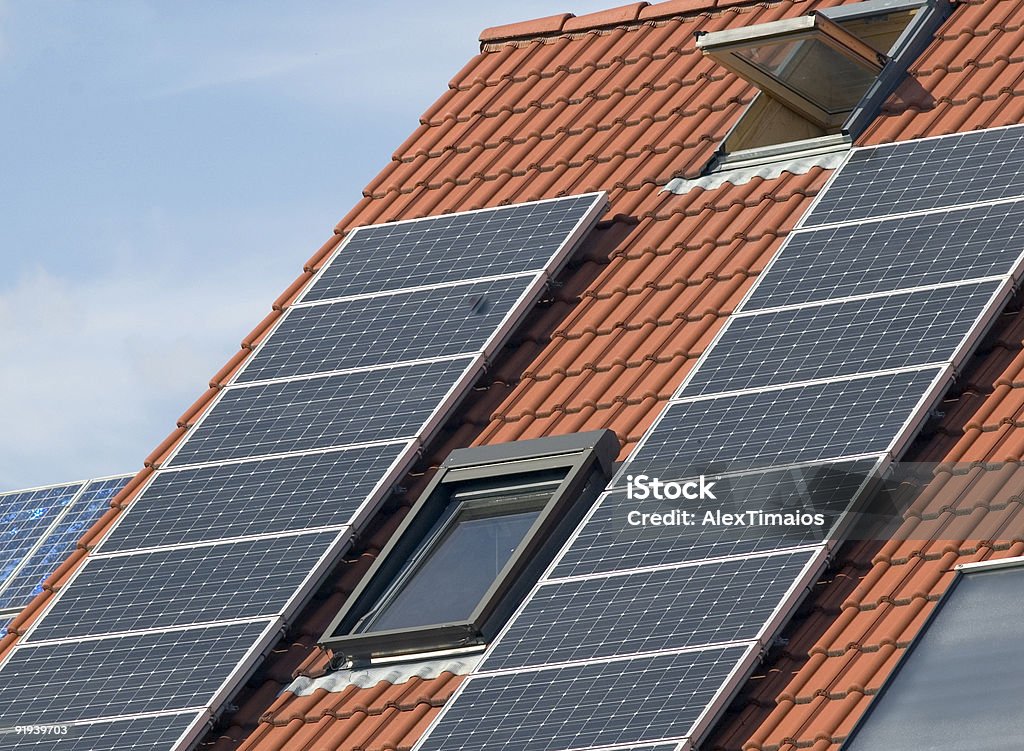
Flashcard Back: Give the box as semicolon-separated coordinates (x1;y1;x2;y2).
0;476;131;629
414;126;1024;751
0;194;606;749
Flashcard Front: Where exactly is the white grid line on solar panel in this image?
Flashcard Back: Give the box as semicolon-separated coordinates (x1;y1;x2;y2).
0;483;84;595
730;275;1008;318
0;711;206;751
679;280;1005;398
96;441;412;552
288;271;540;308
17;615;279;648
221;352;475;390
0;618;279;725
298;193;605;303
232;276;539;385
799;124;1024;227
738;200;1024;312
412;644;755;751
164;357;477;467
792;192;1024;233
613;368;944;482
477;548;820;672
23;529;344;643
94;524;349;558
0;476;132;611
549;457;884;578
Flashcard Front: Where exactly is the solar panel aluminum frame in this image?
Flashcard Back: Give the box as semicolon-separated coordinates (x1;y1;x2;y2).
158;356;484;470
19;528;351;644
320;430;619;663
93;440;417;555
0;617;282;731
291;192;609;307
229;273;548;386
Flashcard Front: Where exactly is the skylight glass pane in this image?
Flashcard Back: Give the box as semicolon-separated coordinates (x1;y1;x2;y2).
357;491;549;633
845;565;1024;750
735;37;878;113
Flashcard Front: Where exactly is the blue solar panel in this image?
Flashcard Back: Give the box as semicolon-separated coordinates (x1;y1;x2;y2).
302;193;604;301
620;369;940;479
0;620;276;725
416;646;752;751
0;712;203;751
99;445;409;552
481;550;815;671
26;531;341;642
0;484;82;593
236;277;536;383
0;477;130;612
805;125;1024;226
742;201;1024;311
684;281;1002;396
552;459;880;578
168;358;473;466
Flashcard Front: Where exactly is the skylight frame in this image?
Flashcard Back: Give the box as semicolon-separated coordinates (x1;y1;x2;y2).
319;430;618;664
697;12;886;130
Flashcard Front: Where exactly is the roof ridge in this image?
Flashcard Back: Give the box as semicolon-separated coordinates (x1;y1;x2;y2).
478;0;784;45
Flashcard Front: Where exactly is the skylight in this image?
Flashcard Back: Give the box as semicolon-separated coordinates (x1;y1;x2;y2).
695;0;953;158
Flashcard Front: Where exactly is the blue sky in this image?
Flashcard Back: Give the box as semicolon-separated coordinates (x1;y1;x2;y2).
0;1;616;490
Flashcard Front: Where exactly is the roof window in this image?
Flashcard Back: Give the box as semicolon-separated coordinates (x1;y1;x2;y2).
696;0;952;161
843;556;1024;749
320;430;618;665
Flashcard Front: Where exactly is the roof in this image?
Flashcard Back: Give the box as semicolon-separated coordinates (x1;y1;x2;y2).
6;0;1024;749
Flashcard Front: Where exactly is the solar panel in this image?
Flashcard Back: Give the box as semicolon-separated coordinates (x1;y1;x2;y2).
26;531;341;642
167;358;473;466
0;483;83;592
0;477;131;611
236;276;536;384
415;645;752;751
620;369;940;478
301;193;604;301
98;444;409;552
551;459;880;578
805;126;1024;226
683;281;1002;396
481;550;815;671
0;620;276;724
0;713;203;751
742;201;1024;311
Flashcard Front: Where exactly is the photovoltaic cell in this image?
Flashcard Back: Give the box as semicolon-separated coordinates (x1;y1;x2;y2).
482;550;814;671
302;193;603;301
0;713;202;750
27;531;339;642
806;126;1024;226
168;358;472;466
619;369;940;479
684;281;1001;396
0;477;131;611
416;646;751;751
742;201;1024;311
236;276;534;383
0;620;274;724
552;460;881;578
99;444;408;552
0;484;82;591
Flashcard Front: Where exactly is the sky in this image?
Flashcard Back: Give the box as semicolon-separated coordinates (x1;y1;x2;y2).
0;1;618;491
